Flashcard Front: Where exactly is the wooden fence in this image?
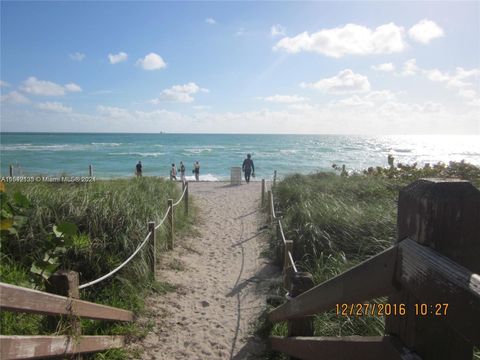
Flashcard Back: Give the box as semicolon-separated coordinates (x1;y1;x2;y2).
0;181;190;359
1;272;133;359
261;175;480;360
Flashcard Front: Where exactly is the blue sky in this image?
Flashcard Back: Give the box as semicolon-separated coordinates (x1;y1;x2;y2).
1;1;479;134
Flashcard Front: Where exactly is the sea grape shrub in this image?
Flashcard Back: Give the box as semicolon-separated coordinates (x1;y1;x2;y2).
361;160;480;186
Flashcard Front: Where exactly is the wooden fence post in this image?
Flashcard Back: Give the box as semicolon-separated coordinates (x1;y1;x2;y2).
273;170;277;187
284;240;293;290
89;164;93;177
183;181;189;216
385;179;480;359
287;272;315;347
168;199;174;249
9;164;13;177
46;271;82;359
261;179;265;206
148;221;156;278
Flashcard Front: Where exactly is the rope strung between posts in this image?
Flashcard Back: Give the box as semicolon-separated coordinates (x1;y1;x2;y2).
79;184;187;290
267;176;298;275
155;205;171;230
172;184;187;207
79;231;152;289
288;251;298;273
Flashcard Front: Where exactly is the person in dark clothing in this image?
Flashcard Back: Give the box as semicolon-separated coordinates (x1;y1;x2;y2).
136;161;142;177
193;161;200;181
242;154;255;184
179;161;186;182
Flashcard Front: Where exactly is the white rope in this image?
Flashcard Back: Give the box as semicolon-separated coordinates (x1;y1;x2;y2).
79;183;188;290
288;251;298;273
172;184;187;207
155;205;171;230
79;231;152;289
278;219;286;244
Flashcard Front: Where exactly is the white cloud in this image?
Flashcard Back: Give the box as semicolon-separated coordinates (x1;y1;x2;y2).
0;91;31;104
205;17;216;25
136;53;167;70
274;22;406;57
108;52;128;64
20;77;82;96
36;101;72;113
193;105;212;110
271;24;286;37
236;28;246;36
0;80;11;87
260;94;309;103
69;52;85;61
64;83;82;92
151;82;207;103
301;69;371;94
372;63;395;72
334;90;397;108
399;58;419;76
97;105;131;118
408;19;444;44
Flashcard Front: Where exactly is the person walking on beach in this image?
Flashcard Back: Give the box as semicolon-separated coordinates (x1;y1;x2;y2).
179;161;186;182
136;161;142;177
193;161;200;181
170;163;177;181
242;154;255;184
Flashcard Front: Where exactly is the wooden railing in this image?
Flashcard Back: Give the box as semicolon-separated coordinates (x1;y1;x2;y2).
0;181;190;359
262;175;480;360
0;273;133;359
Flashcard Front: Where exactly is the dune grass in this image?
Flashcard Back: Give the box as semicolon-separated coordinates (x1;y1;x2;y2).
0;177;193;358
264;161;479;357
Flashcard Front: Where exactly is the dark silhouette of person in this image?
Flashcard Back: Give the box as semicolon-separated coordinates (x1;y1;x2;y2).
242;154;255;184
193;161;200;181
136;161;142;177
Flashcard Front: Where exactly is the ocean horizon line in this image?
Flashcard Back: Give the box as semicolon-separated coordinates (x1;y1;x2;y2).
2;131;479;137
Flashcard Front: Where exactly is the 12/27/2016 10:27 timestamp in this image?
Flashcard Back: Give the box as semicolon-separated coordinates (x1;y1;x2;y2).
335;303;449;317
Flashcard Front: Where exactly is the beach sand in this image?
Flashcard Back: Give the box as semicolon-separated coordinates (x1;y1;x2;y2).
132;181;278;359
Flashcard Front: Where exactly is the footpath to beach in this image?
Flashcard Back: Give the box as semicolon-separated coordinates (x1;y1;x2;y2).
133;181;278;360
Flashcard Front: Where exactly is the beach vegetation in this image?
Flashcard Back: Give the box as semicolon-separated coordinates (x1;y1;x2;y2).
0;177;194;358
263;161;479;357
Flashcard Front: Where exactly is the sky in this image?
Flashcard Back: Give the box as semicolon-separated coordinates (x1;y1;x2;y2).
1;1;479;134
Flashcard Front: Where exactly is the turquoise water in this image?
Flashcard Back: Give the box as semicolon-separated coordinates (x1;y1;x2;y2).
1;133;479;180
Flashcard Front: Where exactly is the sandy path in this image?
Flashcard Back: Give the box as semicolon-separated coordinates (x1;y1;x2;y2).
134;181;277;360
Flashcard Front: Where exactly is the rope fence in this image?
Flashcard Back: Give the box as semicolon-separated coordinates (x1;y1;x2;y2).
261;173;311;296
79;181;190;289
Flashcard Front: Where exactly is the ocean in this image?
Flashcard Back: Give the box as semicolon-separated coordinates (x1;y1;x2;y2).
1;133;479;180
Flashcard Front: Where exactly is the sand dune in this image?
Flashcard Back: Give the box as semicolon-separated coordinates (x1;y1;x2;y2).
132;181;278;359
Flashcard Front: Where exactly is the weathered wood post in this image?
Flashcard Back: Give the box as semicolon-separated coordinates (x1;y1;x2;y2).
46;271;82;359
287;271;315;355
283;240;293;290
168;199;174;249
183;181;189;216
88;164;93;177
9;164;13;177
148;221;156;278
385;179;480;359
261;179;265;206
273;170;277;187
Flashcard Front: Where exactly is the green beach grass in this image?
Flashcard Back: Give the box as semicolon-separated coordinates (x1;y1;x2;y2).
0;177;194;359
262;161;479;358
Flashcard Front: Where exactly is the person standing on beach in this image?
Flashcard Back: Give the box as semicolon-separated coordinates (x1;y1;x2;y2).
242;154;255;184
193;161;200;181
179;161;186;182
136;161;142;177
170;163;177;181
